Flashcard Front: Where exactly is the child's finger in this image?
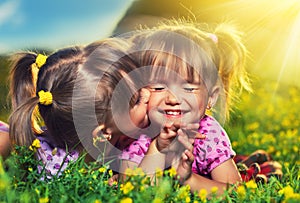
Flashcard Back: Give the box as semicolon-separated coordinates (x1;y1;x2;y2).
139;88;150;104
182;128;206;140
184;149;194;163
185;123;200;131
194;132;206;139
177;129;194;151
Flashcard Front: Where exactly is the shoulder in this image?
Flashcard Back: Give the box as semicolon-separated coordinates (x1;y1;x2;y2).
199;115;227;135
119;134;151;164
0;121;9;132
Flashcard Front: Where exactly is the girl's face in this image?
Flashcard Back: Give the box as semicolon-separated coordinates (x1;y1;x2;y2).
146;74;210;126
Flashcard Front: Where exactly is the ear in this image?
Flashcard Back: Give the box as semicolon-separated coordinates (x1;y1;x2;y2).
92;124;112;142
208;86;220;108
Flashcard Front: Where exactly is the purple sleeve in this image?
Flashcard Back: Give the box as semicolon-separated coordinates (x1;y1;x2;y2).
37;136;79;178
119;134;152;164
0;121;9;132
192;115;235;175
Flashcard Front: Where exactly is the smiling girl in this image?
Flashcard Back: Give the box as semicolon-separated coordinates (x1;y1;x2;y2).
119;19;252;195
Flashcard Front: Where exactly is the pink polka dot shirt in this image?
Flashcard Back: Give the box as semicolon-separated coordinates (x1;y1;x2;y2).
120;115;235;175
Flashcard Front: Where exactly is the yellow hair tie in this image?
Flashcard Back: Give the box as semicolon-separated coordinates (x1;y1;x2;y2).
35;54;47;68
38;90;53;105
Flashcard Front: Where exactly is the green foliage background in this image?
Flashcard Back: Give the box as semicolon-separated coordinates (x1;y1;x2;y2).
0;56;10;122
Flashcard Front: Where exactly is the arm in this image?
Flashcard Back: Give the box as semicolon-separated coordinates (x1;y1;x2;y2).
184;158;242;195
0;131;11;159
138;139;166;178
118;139;166;183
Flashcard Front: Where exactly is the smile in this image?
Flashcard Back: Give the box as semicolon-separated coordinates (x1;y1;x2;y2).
159;109;188;117
165;110;182;115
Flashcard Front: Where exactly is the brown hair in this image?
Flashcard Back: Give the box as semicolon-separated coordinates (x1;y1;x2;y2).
131;19;252;120
9;38;138;153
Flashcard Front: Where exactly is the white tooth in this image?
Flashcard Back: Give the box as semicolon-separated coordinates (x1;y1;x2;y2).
166;111;180;115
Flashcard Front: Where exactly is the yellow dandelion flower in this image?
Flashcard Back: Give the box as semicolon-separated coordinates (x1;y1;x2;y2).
267;145;275;153
108;169;113;177
210;186;218;194
29;138;41;151
232;141;238;148
141;177;149;185
78;168;86;174
112;180;118;186
133;167;144;176
153;198;163;203
98;167;106;173
120;197;133;203
28;167;33;172
120;182;134;195
177;186;190;200
155;168;163;178
286;193;300;202
94;200;102;203
279;185;294;199
64;169;70;174
185;196;191;202
293;145;298;152
39;197;49;203
125;168;134;176
167;167;177;177
32;139;41;148
245;180;257;189
198;189;207;202
236;185;246;199
246;122;260;131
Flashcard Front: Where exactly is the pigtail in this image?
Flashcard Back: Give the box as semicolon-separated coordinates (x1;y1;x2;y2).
8;52;37;110
9;97;40;147
9;52;47;135
213;23;252;116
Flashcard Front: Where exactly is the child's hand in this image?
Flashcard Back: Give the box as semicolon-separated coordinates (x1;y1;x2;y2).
155;122;205;153
175;149;195;185
129;88;150;129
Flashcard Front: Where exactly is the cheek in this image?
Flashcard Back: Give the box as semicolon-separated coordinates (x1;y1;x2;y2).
147;94;161;111
190;94;209;114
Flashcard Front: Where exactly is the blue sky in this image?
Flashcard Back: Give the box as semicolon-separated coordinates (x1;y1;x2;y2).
0;0;134;54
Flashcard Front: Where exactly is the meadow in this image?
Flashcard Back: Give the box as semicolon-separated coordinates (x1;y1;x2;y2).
0;55;299;202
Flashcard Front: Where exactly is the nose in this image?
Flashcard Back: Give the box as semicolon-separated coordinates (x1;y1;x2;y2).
165;90;181;105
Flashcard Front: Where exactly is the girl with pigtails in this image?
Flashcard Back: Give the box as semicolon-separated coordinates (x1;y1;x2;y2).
119;19;253;195
8;37;151;177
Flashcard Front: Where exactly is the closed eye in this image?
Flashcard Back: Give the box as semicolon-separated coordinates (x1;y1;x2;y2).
148;84;167;92
183;87;200;93
184;87;197;92
153;87;165;91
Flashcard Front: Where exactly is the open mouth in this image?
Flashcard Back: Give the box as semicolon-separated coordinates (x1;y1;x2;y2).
160;109;188;117
165;110;182;116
